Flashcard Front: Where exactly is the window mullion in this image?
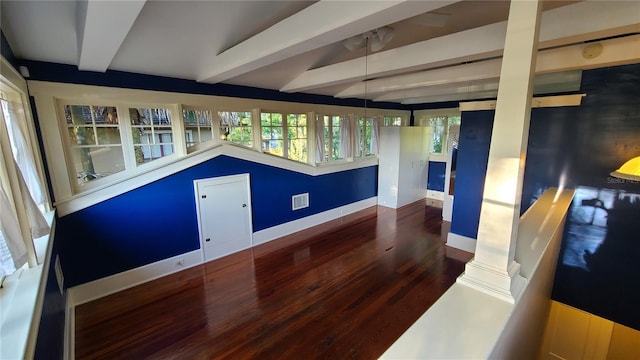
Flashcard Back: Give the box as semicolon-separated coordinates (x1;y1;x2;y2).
307;111;315;166
119;106;136;171
252;108;261;152
282;113;288;159
171;104;186;156
211;109;220;144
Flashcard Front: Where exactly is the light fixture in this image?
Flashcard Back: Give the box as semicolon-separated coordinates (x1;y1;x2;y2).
610;156;640;181
342;26;395;52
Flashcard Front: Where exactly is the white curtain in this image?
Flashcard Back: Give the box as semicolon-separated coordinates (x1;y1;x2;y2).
315;114;325;163
354;117;362;158
370;116;380;155
2;100;46;204
0;186;29;276
0;99;49;276
338;115;351;159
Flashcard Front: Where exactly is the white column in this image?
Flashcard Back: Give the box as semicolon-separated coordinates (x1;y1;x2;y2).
457;0;542;303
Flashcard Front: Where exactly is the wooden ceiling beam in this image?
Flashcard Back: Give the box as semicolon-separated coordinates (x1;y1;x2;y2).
76;0;146;72
197;0;459;84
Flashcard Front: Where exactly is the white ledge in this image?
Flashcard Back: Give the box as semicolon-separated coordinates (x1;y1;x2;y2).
55;143;378;217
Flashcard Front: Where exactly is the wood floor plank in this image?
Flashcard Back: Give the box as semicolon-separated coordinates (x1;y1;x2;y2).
75;202;473;359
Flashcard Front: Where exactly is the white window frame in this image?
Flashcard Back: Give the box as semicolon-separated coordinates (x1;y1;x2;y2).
260;111;308;163
383;115;406;127
414;108;461;160
29;82;406;213
356;116;379;159
320;114;345;163
62;104;126;186
218;110;254;149
182;107;216;151
56;100;184;193
0;56;53;360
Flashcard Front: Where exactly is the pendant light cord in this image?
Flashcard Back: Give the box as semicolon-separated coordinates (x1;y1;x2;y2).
364;36;369;121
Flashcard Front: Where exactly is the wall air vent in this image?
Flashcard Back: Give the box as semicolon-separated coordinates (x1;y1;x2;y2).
292;193;309;210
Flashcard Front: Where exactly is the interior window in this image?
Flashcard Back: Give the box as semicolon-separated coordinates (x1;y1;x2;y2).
64;105;125;184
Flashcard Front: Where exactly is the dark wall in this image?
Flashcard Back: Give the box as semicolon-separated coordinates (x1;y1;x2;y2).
449;63;640;330
450;111;494;238
56;155;378;287
20;60;407;111
427;161;446;192
1;29;19;70
545;65;640;331
33;231;65;360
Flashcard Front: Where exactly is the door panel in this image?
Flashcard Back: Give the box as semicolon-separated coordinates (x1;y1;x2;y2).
196;175;252;262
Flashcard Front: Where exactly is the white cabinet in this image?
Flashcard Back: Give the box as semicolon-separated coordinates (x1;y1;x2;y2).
377;126;430;209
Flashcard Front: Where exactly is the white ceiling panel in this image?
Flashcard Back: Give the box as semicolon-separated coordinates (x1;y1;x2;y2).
1;0;638;105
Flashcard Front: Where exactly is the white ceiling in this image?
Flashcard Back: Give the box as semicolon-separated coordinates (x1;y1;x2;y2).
1;0;639;105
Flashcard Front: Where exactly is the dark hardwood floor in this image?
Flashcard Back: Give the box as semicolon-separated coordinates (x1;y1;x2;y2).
75;201;473;359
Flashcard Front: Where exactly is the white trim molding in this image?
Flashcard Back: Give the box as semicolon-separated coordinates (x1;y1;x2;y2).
67;250;203;306
460;94;586;111
55;142;378;216
446;232;477;253
27;80;389;217
253;197;377;245
426;190;444;201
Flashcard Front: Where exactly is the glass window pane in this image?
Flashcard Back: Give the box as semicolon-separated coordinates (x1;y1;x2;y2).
96;127;121;145
183;109;197;125
72;146;124;185
288;139;307;163
93;106;118;124
184;109;213;149
134;145;150;165
272;127;283;139
262;127;271;139
220;111;252;147
240;113;251;126
63;104;123;188
130;108;148;125
199;129;213;142
65;105;93;124
68;127;96;145
271;113;282;126
129;107;174;164
430;117;445;153
261;113;270;126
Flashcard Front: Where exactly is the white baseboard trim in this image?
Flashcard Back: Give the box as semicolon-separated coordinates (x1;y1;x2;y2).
446;232;477;253
252;197;377;246
64;292;73;360
68;250;203;307
426;190;445;201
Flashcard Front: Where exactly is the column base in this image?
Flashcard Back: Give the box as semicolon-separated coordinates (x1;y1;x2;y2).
457;259;526;304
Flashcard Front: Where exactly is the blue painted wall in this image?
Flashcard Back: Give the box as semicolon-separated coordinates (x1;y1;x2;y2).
56;155;377;287
1;29;19;70
427;161;446;192
21;60;407;111
449;64;640;330
33;231;66;360
449;111;494;239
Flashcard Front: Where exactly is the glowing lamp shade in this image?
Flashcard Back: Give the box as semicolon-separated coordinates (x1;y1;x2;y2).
610;156;640;181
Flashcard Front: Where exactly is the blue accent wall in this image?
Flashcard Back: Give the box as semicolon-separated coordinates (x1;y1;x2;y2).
449;110;494;239
427;161;446;192
56;155;377;287
449;64;640;330
20;60;408;111
33;231;66;360
1;29;19;70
